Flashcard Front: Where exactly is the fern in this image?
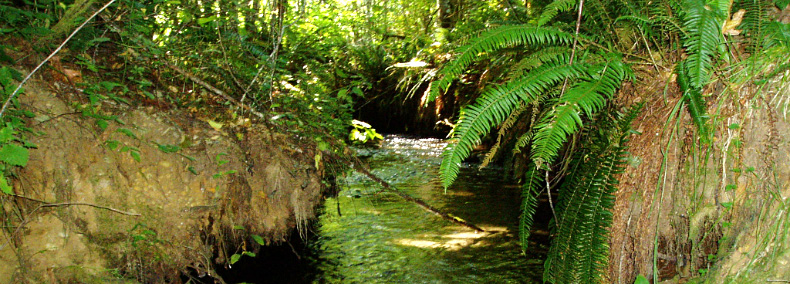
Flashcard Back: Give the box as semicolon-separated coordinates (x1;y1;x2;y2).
531;58;629;167
538;0;577;27
680;0;726;89
506;46;574;81
677;61;711;143
519;164;544;252
542;105;638;284
480;102;528;168
439;57;589;188
427;25;576;104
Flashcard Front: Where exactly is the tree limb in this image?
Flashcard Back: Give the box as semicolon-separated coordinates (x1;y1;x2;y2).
324;151;485;232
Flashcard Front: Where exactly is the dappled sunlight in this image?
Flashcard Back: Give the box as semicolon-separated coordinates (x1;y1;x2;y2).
393;226;511;251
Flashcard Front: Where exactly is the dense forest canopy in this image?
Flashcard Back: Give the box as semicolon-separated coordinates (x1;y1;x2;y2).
2;0;790;282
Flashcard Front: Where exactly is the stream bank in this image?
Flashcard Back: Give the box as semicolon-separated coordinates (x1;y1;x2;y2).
0;80;330;283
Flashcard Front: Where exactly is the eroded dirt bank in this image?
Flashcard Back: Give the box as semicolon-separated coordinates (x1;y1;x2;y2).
0;81;328;283
610;74;790;283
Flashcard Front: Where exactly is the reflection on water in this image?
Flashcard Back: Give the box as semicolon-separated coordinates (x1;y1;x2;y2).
309;135;544;283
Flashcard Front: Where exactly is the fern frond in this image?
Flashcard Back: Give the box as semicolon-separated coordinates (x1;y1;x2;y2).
519;164;544;252
507;47;574;81
530;59;628;167
543;105;637;284
586;0;616;33
677;61;711;144
681;0;726;88
538;0;577;27
439;59;590;189
512;130;535;154
427;25;576;104
480;102;528;168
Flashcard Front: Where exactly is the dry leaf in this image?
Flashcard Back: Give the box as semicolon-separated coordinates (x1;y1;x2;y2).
723;9;746;35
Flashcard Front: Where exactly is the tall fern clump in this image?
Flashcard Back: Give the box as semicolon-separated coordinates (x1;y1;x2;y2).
542;106;639;283
675;0;729;144
429;17;633;283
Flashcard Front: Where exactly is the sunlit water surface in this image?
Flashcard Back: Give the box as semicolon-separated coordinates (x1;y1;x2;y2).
307;135;545;283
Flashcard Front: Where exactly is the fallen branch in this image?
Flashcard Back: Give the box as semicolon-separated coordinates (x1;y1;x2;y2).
0;194;140;250
325;151;485;232
164;62;265;119
13;194;141;216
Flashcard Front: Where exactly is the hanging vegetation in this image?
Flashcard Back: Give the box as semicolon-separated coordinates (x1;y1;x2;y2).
2;0;790;282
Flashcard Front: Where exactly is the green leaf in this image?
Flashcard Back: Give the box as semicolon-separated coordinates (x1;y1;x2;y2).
96;119;109;131
230;253;241;264
634;275;649;284
216;153;229;166
243;251;256;257
187;166;198;175
681;0;725;88
105;140;120;150
130;151;141;162
0;144;29;167
0;175;12;195
20;110;35;118
537;0;576;26
0;125;13;143
88;37;111;46
22;141;37;149
351;86;364;97
776;0;790;10
116;128;138;139
251;234;265;245
519;165;543;252
157;144;180;153
233;225;245;230
197;16;217;26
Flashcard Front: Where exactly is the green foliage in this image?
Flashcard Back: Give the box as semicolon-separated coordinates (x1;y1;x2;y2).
518;164;544;252
542;105;639;283
431;14;638;281
538;0;577;26
428;25;575;104
348;119;383;144
531;57;629;167
676;61;711;143
680;0;726;89
0;66;35;196
437;35;631;187
439;56;589;188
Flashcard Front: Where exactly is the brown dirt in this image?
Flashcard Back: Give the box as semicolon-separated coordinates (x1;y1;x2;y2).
609;68;790;283
0;79;327;283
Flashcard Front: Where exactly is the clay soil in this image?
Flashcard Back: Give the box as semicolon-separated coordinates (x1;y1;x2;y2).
0;79;329;283
609;67;790;283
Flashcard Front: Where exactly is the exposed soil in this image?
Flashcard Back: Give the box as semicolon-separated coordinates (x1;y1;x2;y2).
0;79;328;283
609;68;790;283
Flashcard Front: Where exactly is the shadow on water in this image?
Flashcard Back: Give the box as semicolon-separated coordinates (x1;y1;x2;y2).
213;135;550;283
309;135;549;283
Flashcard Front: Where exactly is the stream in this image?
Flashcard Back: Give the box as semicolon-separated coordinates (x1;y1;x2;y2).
307;135;546;283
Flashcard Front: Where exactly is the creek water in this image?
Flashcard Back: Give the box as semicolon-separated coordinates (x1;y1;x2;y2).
306;135;546;283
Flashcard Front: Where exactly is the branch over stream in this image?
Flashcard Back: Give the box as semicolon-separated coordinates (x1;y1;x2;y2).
325;151;485;232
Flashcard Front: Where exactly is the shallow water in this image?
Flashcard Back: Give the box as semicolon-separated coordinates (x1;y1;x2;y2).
308;135;545;283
